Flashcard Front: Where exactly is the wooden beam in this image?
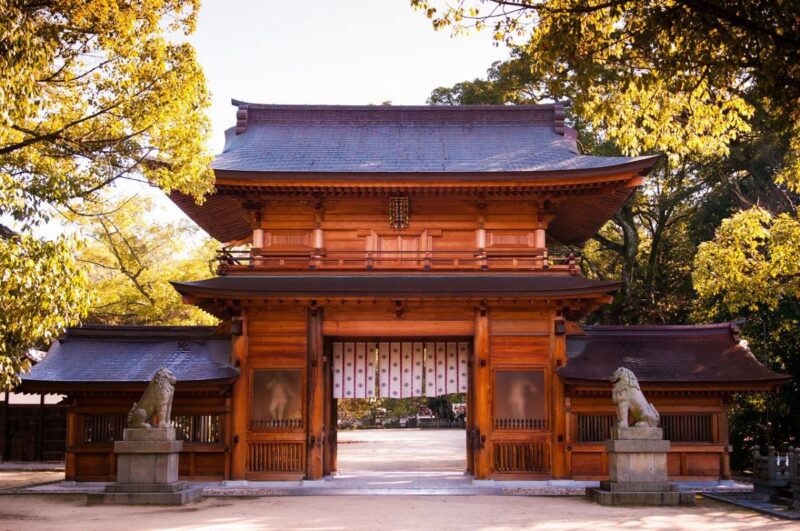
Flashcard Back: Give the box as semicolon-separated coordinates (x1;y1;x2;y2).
322;320;474;337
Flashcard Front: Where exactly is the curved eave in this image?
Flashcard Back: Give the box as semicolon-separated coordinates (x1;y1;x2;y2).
211;155;661;183
171;275;622;301
17;377;237;394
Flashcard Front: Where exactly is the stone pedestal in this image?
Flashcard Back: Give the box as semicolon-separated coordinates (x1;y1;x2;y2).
89;428;202;505
586;427;695;506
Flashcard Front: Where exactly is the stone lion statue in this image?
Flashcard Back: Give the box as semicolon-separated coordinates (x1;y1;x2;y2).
610;367;660;428
127;367;176;429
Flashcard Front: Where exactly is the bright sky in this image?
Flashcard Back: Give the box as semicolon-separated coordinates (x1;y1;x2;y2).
193;0;508;153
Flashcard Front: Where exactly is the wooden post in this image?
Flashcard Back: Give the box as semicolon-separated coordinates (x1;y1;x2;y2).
473;306;492;478
550;322;568;478
37;394;45;461
1;391;8;462
65;399;78;481
322;338;334;477
306;306;324;479
224;396;232;480
720;399;732;480
230;314;249;479
466;342;476;475
330;398;338;473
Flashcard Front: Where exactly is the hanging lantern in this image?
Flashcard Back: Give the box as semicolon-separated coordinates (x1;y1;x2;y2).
389;196;410;230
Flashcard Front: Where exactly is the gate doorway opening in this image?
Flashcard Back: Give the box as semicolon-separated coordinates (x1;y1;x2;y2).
325;340;474;485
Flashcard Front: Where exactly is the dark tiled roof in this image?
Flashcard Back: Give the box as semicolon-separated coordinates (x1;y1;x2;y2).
213;102;658;175
172;274;621;299
20;325;237;388
559;323;790;389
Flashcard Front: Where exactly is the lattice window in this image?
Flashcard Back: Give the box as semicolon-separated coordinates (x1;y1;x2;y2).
661;414;714;442
247;442;305;473
173;414;222;443
80;414;126;443
494;441;549;473
576;414;615;443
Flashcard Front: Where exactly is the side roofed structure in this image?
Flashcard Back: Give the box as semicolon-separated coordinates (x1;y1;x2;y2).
19;326;237;481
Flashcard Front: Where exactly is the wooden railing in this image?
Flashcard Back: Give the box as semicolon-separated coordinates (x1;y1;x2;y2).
217;248;580;274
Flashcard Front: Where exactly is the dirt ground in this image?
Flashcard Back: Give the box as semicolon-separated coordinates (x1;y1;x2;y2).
0;493;794;530
0;431;791;530
0;470;63;490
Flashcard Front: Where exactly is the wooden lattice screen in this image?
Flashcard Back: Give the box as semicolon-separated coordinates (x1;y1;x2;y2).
247;441;305;473
494;441;550;473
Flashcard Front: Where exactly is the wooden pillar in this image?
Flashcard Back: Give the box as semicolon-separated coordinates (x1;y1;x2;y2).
306;306;324;479
37;394;45;461
719;398;732;480
1;391;8;462
473;306;492;478
322;338;334;476
230;314;249;479
550;318;568;478
224;396;232;480
466;342;476;474
65;399;77;481
330;398;338;473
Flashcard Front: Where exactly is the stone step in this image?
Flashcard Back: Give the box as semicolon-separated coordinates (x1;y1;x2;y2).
586;487;695;506
599;481;678;493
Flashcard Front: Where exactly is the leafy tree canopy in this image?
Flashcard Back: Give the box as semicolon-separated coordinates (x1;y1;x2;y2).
0;230;89;388
71;194;217;326
694;207;800;316
414;0;800;188
0;0;213;388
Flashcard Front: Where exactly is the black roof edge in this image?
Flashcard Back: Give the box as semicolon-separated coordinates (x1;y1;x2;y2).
229;99;573;111
58;324;227;342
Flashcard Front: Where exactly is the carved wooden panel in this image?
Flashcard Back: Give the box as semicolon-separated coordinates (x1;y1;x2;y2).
264;231;311;248
487;231;535;248
247;441;305;473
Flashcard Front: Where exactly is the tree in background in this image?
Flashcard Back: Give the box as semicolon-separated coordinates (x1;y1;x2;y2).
414;0;799;188
0;0;212;387
0;228;88;388
694;208;800;465
72;195;217;326
416;0;800;463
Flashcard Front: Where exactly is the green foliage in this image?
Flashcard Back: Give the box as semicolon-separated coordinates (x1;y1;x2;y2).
72;195;217;326
0;0;212;384
0;232;89;389
414;0;800;187
694;208;800;315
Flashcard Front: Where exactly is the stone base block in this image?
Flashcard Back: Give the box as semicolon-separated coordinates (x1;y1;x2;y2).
586;487;695;506
612;427;664;440
122;427;176;441
88;487;203;506
608;451;668;483
607;439;671;453
116;451;180;484
599;481;677;493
